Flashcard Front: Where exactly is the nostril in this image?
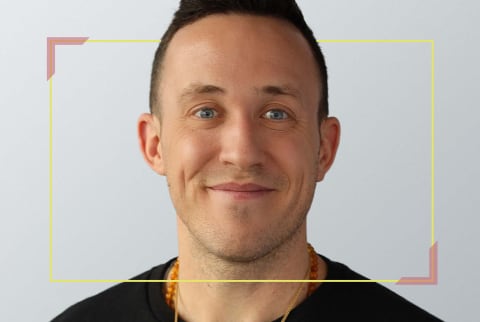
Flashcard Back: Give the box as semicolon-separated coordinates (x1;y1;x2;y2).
219;134;265;169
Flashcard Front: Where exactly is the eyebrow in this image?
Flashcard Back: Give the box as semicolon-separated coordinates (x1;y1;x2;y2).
259;85;300;98
180;83;226;102
179;83;300;102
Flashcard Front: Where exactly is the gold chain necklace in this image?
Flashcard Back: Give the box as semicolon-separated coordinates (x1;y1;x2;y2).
165;243;319;322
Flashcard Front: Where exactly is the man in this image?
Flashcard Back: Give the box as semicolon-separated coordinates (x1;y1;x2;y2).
52;0;441;321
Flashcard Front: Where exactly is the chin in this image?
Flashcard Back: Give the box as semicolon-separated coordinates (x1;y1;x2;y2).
204;232;294;264
213;246;268;263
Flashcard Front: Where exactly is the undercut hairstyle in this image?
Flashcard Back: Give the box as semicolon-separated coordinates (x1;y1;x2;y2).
149;0;329;122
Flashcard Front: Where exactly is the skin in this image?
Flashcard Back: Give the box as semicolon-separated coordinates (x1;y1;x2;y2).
138;14;340;322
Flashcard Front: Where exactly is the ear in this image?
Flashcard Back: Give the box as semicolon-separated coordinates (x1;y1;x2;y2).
137;113;165;175
317;117;341;182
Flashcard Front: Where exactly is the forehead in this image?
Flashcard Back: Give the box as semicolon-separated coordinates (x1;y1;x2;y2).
159;14;319;105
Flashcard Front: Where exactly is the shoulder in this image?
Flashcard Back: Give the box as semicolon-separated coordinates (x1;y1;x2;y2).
50;261;172;322
292;256;443;321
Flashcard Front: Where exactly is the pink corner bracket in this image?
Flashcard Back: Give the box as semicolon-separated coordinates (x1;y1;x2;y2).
47;37;89;80
397;242;438;285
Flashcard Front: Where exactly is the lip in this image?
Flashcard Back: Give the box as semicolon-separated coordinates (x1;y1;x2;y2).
209;182;273;192
208;182;274;200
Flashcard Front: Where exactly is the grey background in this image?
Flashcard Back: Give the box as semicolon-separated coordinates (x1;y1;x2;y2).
1;0;478;321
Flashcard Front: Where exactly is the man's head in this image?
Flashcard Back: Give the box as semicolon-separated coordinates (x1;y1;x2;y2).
149;0;329;123
139;0;340;262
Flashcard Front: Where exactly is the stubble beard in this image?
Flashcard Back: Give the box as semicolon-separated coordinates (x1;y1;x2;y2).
171;159;319;275
176;182;316;278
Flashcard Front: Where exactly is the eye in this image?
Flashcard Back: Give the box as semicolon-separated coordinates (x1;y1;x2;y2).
263;109;290;121
194;107;218;119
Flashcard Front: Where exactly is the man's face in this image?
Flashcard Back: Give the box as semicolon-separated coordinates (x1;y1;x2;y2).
152;14;334;261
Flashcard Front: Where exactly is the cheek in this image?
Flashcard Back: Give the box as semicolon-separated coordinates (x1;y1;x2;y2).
273;128;320;173
283;143;318;179
164;128;215;181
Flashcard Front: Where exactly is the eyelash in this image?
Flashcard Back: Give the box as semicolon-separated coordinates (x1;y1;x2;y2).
262;109;290;121
191;105;293;121
194;107;218;119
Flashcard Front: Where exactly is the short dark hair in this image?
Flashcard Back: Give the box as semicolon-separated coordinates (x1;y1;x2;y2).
149;0;329;122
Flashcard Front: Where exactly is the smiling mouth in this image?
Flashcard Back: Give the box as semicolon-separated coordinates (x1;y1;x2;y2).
208;183;275;200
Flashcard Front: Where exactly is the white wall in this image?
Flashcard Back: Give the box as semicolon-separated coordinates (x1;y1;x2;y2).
1;0;478;321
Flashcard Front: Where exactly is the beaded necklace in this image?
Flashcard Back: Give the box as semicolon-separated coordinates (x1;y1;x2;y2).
165;243;319;322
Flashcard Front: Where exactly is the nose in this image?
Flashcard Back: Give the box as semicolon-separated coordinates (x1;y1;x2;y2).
218;115;266;170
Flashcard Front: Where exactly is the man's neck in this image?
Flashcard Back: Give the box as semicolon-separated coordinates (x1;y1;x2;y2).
176;279;309;322
172;223;325;322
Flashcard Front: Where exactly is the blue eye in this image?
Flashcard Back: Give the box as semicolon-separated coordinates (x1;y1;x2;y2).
264;109;289;120
195;108;218;119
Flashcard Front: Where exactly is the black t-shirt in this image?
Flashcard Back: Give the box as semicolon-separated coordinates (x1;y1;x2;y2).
51;256;442;321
